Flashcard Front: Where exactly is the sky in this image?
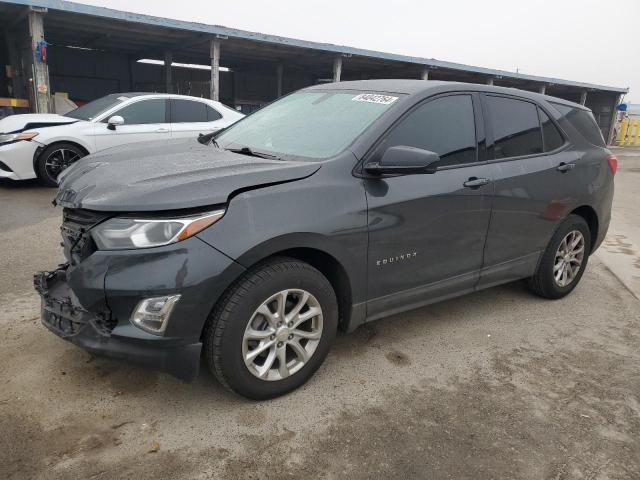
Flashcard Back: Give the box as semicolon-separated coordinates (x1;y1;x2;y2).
80;0;639;103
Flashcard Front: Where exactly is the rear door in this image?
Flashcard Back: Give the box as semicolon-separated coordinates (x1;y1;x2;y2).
93;98;171;151
478;94;580;288
170;98;227;139
364;93;494;318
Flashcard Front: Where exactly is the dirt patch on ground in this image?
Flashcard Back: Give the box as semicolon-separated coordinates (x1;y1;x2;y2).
385;350;411;366
215;335;640;480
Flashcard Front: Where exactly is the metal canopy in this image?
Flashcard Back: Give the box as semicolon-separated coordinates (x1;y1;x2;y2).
0;0;628;94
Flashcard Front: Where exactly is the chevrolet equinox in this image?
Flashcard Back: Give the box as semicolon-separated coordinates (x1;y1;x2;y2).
35;80;616;399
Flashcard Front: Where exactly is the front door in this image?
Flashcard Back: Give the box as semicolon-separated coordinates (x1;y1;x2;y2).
93;98;171;151
364;93;493;319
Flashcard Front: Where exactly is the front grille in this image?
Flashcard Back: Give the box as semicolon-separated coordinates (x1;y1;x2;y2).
35;269;116;336
61;208;110;265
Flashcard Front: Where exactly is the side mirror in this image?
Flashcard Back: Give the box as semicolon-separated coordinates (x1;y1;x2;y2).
365;145;440;175
107;115;125;131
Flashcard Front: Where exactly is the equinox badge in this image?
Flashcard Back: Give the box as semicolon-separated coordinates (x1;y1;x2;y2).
376;252;418;266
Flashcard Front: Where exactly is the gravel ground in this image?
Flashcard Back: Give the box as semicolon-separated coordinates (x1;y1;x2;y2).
0;151;639;480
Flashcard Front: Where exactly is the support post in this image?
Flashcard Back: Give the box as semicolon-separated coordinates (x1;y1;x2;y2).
333;56;342;82
607;94;623;146
486;77;494;86
276;63;284;98
421;68;429;81
580;90;588;106
539;84;546;95
210;38;221;101
126;54;135;91
27;7;50;113
164;51;173;94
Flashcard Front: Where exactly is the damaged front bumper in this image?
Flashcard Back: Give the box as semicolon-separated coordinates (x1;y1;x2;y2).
34;266;202;381
33;233;245;382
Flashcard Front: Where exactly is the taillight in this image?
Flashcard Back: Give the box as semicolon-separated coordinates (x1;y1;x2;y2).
607;154;618;176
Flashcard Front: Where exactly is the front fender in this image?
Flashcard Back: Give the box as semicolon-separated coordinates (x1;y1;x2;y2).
195;165;369;306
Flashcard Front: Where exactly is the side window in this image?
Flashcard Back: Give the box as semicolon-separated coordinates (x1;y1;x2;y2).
484;96;543;159
171;99;208;123
538;108;564;152
112;99;166;125
550;102;606;147
207;105;222;121
376;95;477;167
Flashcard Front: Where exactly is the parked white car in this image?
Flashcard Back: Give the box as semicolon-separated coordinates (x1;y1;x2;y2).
0;93;244;186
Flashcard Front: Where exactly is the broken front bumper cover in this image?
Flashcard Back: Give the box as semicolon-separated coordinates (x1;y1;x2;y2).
34;267;202;381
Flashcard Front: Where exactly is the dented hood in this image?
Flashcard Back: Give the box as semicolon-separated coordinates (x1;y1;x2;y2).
55;138;320;212
0;113;78;133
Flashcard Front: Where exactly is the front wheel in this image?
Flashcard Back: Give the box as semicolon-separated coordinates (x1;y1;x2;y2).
203;257;338;400
529;214;591;299
36;142;86;187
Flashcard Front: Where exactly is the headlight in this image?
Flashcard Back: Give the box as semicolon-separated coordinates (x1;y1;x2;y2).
91;210;225;250
0;132;39;145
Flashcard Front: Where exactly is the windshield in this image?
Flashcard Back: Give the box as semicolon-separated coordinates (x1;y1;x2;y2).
65;94;131;121
216;91;402;160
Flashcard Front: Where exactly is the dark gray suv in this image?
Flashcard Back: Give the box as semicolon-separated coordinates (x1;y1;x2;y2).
34;80;616;399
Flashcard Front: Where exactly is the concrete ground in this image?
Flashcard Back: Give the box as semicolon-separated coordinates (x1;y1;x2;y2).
0;150;639;480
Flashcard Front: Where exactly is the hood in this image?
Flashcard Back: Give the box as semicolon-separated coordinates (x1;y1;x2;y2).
0;113;78;134
55;138;321;212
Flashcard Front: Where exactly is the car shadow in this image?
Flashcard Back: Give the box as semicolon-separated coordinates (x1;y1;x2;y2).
0;178;53;190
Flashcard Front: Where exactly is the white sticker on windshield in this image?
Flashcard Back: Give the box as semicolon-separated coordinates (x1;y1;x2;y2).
117;96;129;102
352;93;398;105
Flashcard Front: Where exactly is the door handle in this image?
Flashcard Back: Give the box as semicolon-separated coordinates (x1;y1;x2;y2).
155;127;170;133
463;177;490;189
556;162;575;173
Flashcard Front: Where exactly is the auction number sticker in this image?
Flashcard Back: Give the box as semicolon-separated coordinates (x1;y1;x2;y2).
352;93;398;105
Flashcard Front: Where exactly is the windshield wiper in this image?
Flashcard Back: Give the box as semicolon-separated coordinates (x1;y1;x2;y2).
225;146;281;160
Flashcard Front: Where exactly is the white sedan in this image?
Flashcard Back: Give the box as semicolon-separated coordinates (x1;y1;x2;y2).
0;93;244;186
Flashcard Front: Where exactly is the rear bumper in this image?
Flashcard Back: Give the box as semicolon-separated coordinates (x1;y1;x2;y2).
35;268;202;381
0;140;40;180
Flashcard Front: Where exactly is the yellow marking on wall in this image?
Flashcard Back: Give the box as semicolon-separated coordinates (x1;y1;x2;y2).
617;119;628;145
632;119;640;145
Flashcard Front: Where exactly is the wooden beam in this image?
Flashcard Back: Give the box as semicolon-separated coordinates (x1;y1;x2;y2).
606;94;623;145
164;51;172;94
210;38;221;101
333;56;342;82
276;63;284;97
28;7;50;113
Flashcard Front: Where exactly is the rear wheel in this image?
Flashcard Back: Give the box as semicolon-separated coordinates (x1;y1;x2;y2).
529;214;591;299
203;257;338;400
36;142;86;187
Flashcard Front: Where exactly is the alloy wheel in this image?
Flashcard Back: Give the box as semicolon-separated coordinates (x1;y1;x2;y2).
553;230;585;287
44;148;82;182
242;289;323;381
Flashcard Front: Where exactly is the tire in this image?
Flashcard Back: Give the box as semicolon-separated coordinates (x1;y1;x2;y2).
203;257;338;400
36;142;86;187
529;214;591;299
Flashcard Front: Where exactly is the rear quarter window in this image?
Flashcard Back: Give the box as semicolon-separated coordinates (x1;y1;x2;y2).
550;102;605;147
